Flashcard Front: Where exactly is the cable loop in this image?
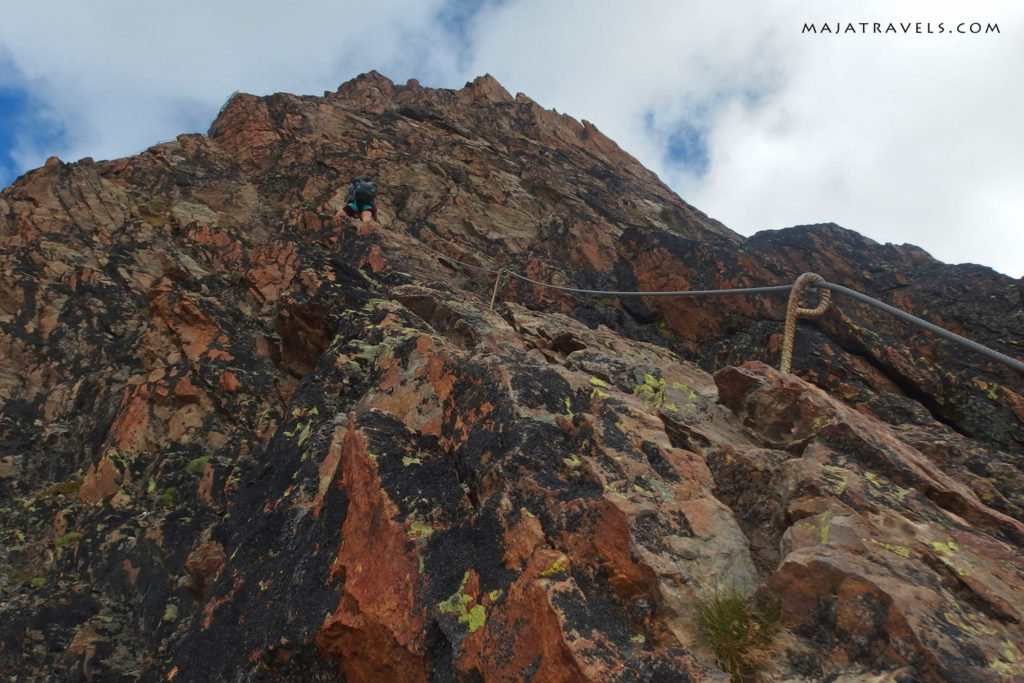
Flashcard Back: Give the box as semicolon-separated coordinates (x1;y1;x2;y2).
400;227;1023;376
780;273;832;373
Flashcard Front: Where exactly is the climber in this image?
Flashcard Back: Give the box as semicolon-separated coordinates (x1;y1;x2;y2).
335;175;377;222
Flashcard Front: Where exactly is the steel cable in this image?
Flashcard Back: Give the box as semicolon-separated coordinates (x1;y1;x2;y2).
812;282;1024;375
404;228;1024;375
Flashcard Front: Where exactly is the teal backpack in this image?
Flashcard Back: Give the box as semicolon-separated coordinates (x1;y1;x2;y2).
344;176;376;215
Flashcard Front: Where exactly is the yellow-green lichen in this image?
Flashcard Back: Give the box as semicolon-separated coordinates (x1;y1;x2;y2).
463;604;486;632
941;610;999;638
295;422;312;446
540;561;568;577
160;487;178;508
810;414;833;431
672;381;699;402
989;640;1024;676
891;482;912;502
185;456;211;475
819;464;851;495
407;521;434;540
990;660;1020;677
283;409;315;446
870;539;911;558
438;571;487;633
930;541;971;576
1001;638;1019;662
633;374;667;410
53;531;82;549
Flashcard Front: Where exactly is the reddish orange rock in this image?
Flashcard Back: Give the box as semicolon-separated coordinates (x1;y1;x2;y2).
185;542;227;598
315;414;427;680
218;370;242;393
1;71;1021;683
78;454;122;503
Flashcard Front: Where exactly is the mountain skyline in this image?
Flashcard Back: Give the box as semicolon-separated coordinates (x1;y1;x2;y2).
1;0;1022;277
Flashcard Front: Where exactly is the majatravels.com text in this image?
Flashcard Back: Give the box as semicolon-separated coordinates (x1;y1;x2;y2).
803;22;1000;35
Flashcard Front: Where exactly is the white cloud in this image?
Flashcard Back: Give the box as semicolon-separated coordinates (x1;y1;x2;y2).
462;0;784;163
458;0;1024;277
0;0;1021;277
674;1;1024;277
0;0;463;172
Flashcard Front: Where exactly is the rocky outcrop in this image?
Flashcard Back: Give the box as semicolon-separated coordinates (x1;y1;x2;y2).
715;363;1024;680
1;72;1021;681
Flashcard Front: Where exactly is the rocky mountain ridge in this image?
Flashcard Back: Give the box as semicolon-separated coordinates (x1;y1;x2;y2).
1;72;1022;681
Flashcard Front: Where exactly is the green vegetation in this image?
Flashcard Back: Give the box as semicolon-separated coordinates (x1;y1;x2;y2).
184;456;211;475
695;589;779;679
53;531;82;549
161;487;178;508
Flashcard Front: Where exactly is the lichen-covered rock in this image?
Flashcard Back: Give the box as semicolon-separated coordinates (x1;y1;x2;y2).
715;362;1024;680
1;72;1021;681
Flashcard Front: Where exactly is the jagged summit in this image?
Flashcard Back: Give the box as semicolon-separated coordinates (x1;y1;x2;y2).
1;73;1023;680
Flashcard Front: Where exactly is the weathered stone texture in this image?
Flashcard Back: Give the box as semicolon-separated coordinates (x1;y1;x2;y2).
1;72;1021;681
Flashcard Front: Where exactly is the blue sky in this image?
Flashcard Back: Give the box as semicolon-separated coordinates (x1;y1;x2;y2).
1;0;1021;277
0;90;21;184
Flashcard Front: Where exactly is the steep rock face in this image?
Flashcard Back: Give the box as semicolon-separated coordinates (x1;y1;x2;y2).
0;72;1022;681
744;225;1024;451
715;363;1024;679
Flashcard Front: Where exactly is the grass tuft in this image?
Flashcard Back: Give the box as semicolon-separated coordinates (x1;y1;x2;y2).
695;589;779;679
